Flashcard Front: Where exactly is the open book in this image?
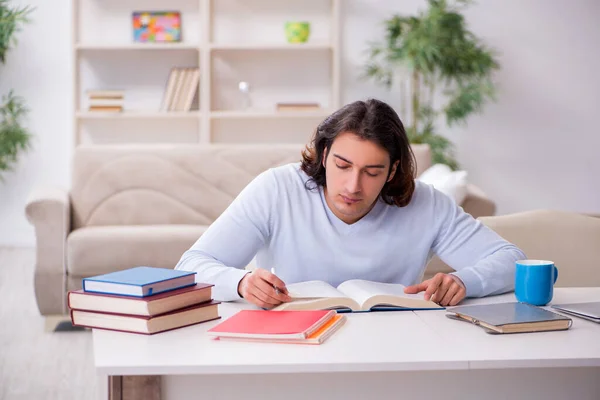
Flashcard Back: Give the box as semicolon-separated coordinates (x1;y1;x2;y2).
273;279;444;312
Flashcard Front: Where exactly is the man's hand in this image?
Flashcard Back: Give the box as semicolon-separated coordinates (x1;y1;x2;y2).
237;268;292;309
404;273;466;306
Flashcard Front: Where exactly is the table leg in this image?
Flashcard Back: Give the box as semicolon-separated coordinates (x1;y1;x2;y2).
108;376;121;400
106;376;161;400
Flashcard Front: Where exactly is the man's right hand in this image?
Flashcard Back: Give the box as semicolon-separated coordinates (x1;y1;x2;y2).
237;268;292;309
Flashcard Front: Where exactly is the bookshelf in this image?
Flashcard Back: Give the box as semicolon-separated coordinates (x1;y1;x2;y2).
73;0;341;146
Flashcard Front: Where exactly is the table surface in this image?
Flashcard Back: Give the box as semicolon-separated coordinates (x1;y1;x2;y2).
93;288;600;376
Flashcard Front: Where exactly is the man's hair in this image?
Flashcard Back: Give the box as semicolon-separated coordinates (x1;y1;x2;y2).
300;99;416;207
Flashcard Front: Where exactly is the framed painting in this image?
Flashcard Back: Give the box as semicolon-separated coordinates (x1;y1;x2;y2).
133;11;182;43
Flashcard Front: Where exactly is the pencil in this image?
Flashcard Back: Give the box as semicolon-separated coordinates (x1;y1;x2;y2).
270;267;280;294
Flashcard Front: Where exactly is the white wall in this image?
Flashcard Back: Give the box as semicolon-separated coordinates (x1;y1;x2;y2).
343;0;600;216
0;0;72;247
1;0;599;247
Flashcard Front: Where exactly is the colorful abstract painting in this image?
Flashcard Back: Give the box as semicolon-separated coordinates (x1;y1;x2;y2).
133;11;182;43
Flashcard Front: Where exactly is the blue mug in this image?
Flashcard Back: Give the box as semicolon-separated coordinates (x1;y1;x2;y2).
515;260;558;306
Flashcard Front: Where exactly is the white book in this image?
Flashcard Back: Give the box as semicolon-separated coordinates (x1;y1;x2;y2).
89;99;124;107
182;68;200;111
173;68;191;111
86;90;125;99
168;68;185;111
273;279;443;312
160;68;179;111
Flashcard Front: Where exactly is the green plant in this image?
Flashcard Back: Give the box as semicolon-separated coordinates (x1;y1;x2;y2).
364;0;499;169
0;1;33;180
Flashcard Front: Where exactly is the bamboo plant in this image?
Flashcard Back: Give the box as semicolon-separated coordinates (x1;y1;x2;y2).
364;0;499;169
0;1;33;180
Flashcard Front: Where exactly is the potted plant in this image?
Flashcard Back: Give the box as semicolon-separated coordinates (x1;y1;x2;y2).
363;0;500;169
0;1;33;181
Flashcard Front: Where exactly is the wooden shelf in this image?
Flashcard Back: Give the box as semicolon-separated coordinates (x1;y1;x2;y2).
75;43;200;51
74;0;341;145
210;110;332;119
77;111;201;120
209;43;332;51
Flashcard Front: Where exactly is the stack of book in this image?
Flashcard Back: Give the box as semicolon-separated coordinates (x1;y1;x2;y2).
68;266;220;335
87;90;125;112
161;67;200;112
207;309;346;345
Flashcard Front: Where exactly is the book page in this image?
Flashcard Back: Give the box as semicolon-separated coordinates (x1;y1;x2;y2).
286;280;347;299
336;280;427;309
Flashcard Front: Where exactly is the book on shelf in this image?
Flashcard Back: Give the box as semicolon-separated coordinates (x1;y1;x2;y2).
71;300;220;335
82;266;196;297
167;68;185;110
88;99;124;107
161;68;180;111
207;309;343;344
273;279;444;312
86;89;125;112
88;106;123;112
68;283;213;316
445;302;573;334
181;68;200;111
161;67;200;112
86;89;124;99
276;102;321;111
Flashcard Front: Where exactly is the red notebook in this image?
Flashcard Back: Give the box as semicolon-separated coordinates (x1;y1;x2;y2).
207;309;336;340
216;314;347;345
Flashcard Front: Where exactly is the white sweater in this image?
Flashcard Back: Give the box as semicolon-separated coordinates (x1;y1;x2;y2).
176;163;526;301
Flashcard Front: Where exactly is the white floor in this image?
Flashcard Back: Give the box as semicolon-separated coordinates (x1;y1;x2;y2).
0;247;97;400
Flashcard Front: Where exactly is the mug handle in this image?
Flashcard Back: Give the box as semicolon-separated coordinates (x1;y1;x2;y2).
553;265;559;283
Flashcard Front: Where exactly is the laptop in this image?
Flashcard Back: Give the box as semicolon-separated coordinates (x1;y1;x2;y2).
551;302;600;323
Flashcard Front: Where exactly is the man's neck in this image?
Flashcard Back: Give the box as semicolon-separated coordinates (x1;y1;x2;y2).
323;186;377;225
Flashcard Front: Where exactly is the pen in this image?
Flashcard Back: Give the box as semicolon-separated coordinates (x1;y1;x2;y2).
270;267;280;294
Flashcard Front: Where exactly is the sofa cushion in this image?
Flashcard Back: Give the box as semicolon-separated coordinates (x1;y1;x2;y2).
417;164;468;204
67;225;207;277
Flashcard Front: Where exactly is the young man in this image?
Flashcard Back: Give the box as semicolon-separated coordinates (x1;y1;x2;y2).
175;99;525;309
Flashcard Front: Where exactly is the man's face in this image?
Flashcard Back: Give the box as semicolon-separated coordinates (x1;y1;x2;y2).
322;131;398;224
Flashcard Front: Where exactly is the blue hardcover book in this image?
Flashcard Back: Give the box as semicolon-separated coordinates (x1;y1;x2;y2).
82;267;197;297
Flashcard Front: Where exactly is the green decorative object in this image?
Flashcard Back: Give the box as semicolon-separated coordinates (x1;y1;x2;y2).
363;0;500;169
0;1;34;181
285;21;310;43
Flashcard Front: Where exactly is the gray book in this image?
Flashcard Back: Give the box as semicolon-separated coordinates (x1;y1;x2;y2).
446;302;573;334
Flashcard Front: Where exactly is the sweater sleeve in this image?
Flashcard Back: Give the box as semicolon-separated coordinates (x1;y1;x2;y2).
174;169;278;301
430;188;526;298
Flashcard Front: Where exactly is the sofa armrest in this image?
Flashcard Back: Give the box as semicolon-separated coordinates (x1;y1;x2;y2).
25;187;71;315
461;183;496;219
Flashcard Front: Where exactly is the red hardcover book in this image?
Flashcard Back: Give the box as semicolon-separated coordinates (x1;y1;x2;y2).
68;283;214;316
206;309;336;340
70;301;220;335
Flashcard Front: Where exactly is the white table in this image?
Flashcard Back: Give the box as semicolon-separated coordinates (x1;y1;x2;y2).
93;288;600;400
